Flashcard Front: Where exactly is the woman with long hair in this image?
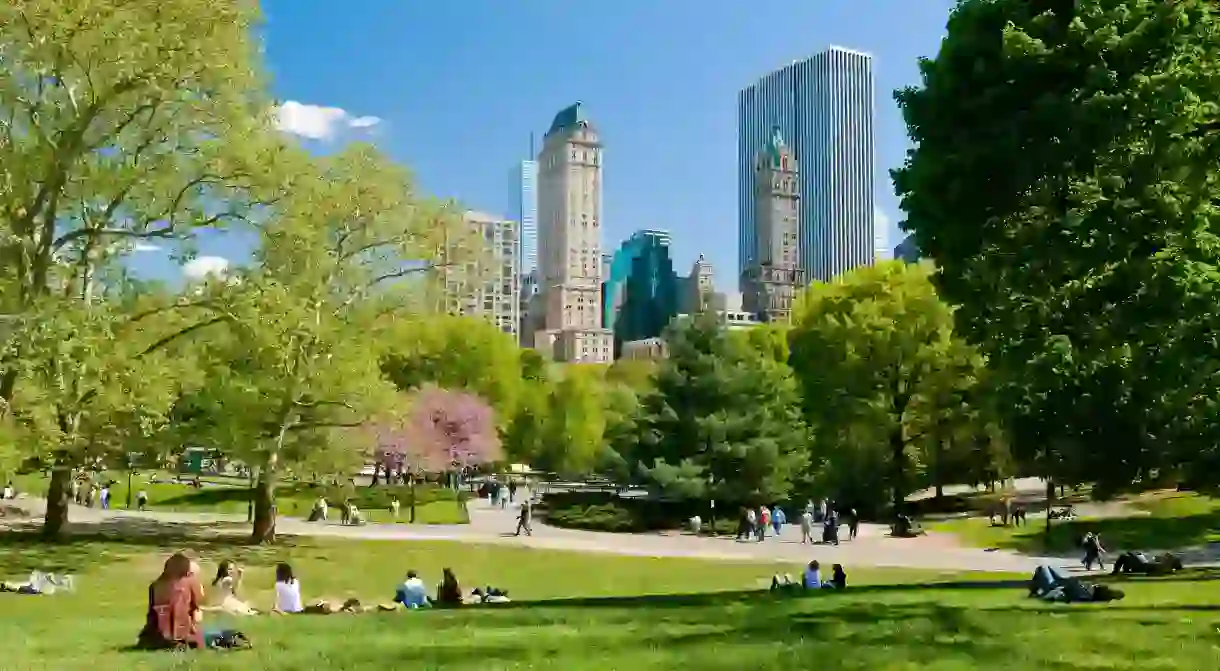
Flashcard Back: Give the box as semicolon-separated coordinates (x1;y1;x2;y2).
204;559;258;616
137;552;204;649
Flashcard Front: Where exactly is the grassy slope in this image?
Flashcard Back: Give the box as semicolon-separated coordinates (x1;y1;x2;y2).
9;471;467;524
930;491;1220;554
0;533;1216;670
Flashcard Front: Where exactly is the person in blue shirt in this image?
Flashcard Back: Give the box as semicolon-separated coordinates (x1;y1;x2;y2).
772;506;786;535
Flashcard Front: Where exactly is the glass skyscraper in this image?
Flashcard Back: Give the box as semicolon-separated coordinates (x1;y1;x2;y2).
603;230;680;357
737;46;876;286
510;159;538;276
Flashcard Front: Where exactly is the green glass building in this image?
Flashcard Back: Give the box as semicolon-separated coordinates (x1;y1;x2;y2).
603;230;680;356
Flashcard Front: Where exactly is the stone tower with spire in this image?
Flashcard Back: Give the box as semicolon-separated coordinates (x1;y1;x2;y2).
742;126;804;322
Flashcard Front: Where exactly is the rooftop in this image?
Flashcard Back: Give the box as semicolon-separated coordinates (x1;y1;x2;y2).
546;102;592;136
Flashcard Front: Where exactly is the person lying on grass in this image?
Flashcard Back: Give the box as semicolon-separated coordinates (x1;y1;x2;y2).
1111;551;1184;576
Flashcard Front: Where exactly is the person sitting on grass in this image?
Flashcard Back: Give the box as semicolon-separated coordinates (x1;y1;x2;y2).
803;560;825;589
137;552;204;650
394;570;431;609
271;562;374;615
435;568;463;608
205;560;258;616
830;564;847;589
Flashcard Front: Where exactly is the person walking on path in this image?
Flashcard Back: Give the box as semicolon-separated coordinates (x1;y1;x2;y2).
772;506;786;536
508;480;518;504
137;490;149;512
514;501;533;537
800;509;815;544
498;483;510;510
1083;532;1106;570
847;508;859;540
744;507;757;541
757;506;771;542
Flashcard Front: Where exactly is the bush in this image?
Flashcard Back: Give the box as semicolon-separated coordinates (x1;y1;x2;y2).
540;492;775;533
547;502;641;532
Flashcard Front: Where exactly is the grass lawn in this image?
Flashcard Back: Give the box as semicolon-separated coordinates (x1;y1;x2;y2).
930;490;1220;554
1;529;1218;670
9;471;468;524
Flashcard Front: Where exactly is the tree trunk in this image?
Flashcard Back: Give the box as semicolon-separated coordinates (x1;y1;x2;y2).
1044;476;1055;537
250;453;279;544
891;428;906;516
409;477;417;524
42;463;71;539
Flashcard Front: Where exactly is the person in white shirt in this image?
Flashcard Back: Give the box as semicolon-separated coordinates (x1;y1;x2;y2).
206;559;257;616
2;484;13;500
274;562;305;613
800;510;815;544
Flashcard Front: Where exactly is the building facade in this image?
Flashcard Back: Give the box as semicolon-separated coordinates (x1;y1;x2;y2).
436;211;520;337
742;127;804;323
737;46;876;286
603;229;681;356
534;102;613;362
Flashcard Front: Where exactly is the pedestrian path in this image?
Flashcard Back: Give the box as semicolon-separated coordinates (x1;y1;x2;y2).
6;495;1068;573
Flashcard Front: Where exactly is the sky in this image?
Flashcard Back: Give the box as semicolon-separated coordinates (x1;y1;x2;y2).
152;0;958;288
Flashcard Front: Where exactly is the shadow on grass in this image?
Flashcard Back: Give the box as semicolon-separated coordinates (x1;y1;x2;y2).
0;517;306;576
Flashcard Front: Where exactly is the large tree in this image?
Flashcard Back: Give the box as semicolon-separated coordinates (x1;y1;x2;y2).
633;312;809;503
190;143;462;542
893;1;1220;493
0;0;273;534
789;261;987;514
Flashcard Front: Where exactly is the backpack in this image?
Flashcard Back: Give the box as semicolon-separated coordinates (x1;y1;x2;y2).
206;629;252;650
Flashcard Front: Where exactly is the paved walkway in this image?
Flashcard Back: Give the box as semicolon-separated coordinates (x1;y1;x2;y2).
5;495;1074;573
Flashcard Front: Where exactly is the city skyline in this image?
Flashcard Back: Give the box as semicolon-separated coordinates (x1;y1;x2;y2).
737;46;877;288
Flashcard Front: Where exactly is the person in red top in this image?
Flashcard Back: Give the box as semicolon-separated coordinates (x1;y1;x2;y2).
137;552;204;650
758;506;772;542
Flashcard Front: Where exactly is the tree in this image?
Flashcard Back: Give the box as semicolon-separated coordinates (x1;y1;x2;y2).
789;261;981;514
191;143;464;543
380;315;523;433
892;0;1220;494
536;365;607;477
0;0;275;535
374;385;500;520
633;312;809;503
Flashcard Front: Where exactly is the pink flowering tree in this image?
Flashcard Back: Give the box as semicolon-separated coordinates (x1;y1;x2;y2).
371;385;501;521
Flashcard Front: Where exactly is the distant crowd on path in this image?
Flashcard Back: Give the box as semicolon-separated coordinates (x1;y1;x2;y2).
715;500;858;545
67;475;152;511
136;553;513;651
478;478;522;509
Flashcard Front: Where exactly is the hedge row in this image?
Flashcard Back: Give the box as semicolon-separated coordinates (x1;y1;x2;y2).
539;491;784;534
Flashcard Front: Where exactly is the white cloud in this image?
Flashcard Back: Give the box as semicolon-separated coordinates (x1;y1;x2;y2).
183;256;229;281
273;100;382;141
133;242;161;252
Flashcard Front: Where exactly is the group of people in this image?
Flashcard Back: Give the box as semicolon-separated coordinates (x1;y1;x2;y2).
730;500;858;545
771;560;849;592
306;496;405;525
479;478;520;509
137;553;512;650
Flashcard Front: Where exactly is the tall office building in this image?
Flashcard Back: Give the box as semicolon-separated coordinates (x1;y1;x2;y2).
742;127;804;323
603;230;680;356
436;210;520;338
534;102;613;362
510;159;538;275
737;46;876;286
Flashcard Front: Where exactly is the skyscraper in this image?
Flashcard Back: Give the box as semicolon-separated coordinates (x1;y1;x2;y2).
534;102;613;363
737;46;876;286
603;229;680;356
510;158;538;275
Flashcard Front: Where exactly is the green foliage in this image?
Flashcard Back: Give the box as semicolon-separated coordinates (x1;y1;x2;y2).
789;261;998;513
536;365;607;477
633;312;809;503
893;0;1220;492
381;315;523;430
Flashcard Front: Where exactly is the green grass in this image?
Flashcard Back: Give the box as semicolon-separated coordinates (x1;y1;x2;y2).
931;490;1220;554
0;530;1217;670
9;471;468;524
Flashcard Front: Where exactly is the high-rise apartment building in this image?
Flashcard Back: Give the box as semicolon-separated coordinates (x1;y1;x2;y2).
534;102;613;362
742;127;804;323
510;159;538;275
436;210;520;338
737;46;876;286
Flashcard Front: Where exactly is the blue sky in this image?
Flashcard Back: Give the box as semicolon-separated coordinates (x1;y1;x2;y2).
148;1;957;288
